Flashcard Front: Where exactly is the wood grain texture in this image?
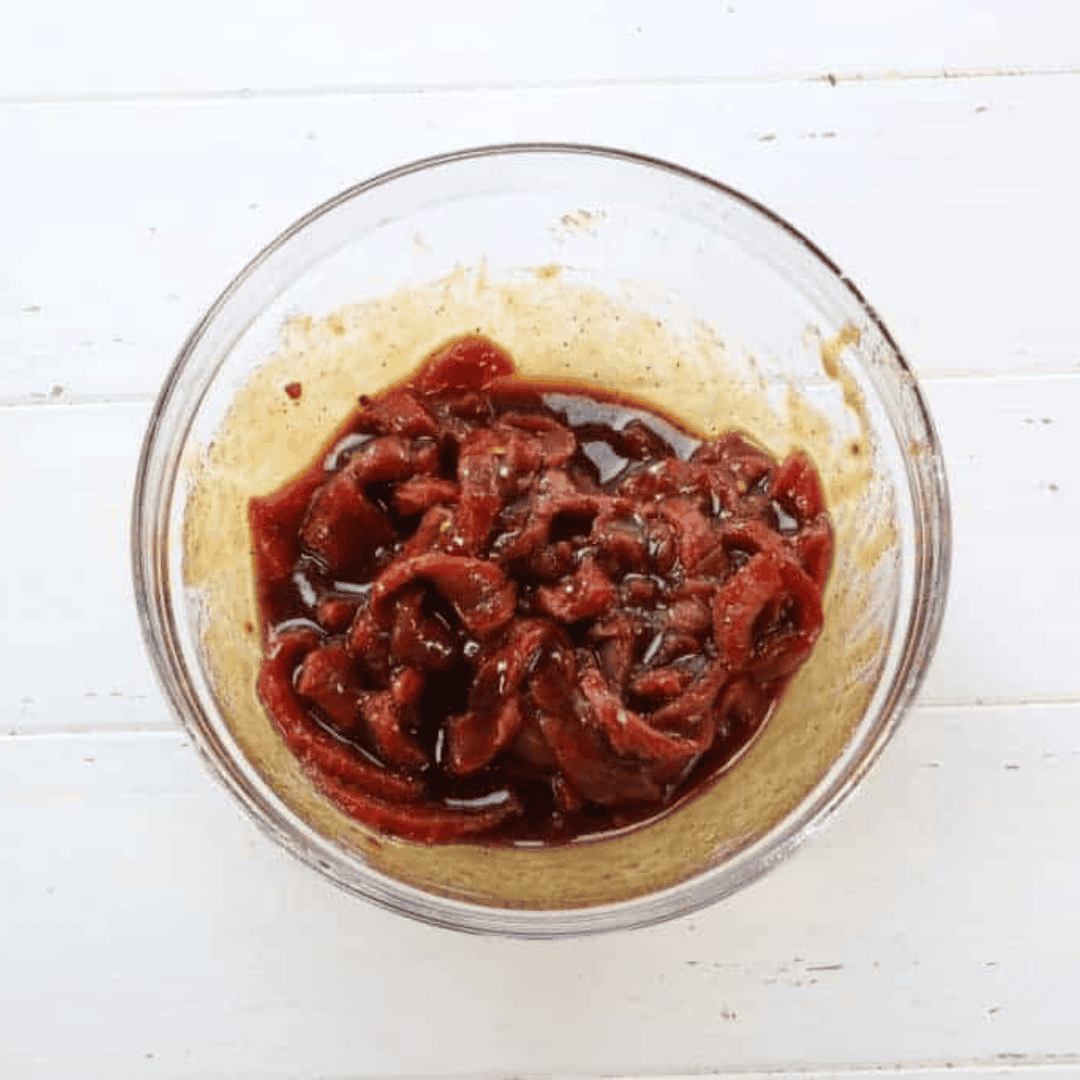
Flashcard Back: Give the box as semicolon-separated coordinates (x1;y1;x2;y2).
3;75;1080;407
2;704;1079;1077
3;0;1079;99
3;2;1079;1074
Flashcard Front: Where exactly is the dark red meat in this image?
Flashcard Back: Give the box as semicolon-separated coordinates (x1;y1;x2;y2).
248;336;833;844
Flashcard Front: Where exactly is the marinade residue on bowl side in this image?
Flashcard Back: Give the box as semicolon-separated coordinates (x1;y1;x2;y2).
183;270;892;908
248;335;833;845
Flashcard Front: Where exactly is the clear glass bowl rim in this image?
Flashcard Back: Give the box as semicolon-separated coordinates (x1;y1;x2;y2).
131;142;952;937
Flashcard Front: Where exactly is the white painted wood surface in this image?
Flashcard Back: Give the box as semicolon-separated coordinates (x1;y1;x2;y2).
2;4;1078;1077
4;0;1079;98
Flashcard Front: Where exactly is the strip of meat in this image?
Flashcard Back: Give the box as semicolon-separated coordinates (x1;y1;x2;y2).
444;620;558;775
249;335;834;845
309;764;523;843
578;666;706;766
538;711;667;807
370;553;516;639
257;628;420;802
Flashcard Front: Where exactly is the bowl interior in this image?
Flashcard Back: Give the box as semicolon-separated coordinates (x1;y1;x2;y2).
136;146;949;936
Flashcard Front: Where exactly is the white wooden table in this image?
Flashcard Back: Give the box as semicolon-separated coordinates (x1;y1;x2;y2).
3;4;1079;1077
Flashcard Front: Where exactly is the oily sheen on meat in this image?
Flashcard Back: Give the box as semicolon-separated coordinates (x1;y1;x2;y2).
249;336;831;844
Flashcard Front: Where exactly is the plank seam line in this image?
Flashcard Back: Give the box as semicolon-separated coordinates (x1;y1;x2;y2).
0;64;1078;106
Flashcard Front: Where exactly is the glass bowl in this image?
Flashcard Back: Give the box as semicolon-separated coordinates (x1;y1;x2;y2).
132;144;950;937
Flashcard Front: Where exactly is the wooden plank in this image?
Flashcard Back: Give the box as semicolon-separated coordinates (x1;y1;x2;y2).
918;375;1080;705
1;373;1077;736
644;1072;1080;1080
2;704;1079;1076
2;75;1080;405
0;402;163;733
2;0;1079;99
396;1071;1080;1080
643;1071;1080;1080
